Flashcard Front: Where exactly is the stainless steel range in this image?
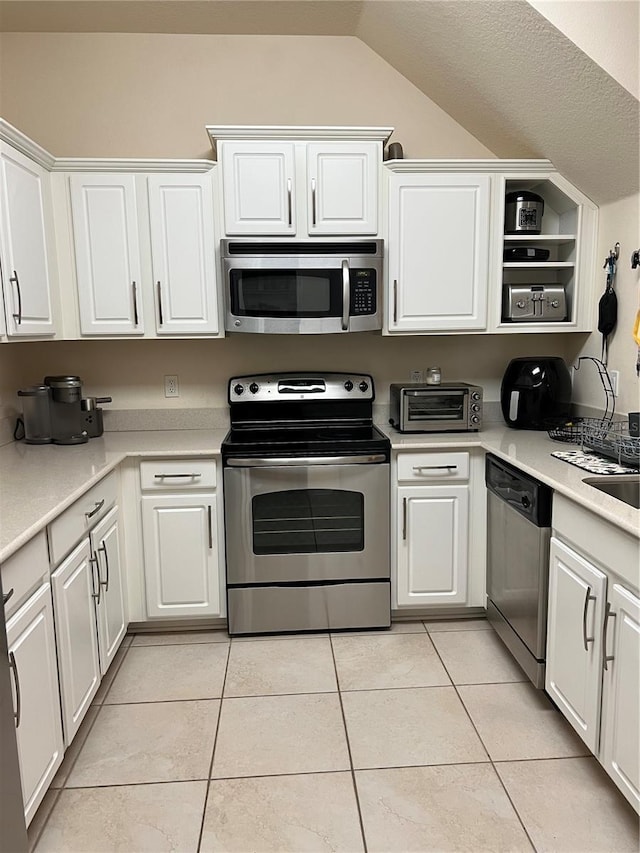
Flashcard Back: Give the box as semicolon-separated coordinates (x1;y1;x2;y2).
222;372;391;635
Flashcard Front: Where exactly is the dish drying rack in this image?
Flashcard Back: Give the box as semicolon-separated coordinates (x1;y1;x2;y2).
547;356;640;470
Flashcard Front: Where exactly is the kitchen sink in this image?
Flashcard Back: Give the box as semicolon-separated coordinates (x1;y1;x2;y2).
583;475;640;509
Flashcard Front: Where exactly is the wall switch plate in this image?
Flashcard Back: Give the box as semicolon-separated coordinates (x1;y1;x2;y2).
410;369;424;383
610;369;620;397
164;375;179;397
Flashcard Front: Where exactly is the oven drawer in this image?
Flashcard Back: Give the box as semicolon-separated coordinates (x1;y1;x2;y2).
140;458;217;491
227;581;391;635
397;452;469;483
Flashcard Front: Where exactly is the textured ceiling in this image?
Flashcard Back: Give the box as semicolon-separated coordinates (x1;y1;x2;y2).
0;0;637;203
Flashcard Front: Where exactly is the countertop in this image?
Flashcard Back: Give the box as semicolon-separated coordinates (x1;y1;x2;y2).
0;425;638;564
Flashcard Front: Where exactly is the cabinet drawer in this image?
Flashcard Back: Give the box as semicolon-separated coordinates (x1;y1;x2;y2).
140;458;217;491
397;452;469;482
1;531;49;620
48;470;119;566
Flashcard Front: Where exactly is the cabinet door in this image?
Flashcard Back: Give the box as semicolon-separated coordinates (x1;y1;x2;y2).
141;493;220;618
148;173;219;335
91;506;126;676
0;143;57;337
51;538;101;745
388;173;490;331
70;173;144;335
6;583;64;826
600;583;640;811
221;142;295;235
306;143;378;235
546;537;607;752
396;484;469;606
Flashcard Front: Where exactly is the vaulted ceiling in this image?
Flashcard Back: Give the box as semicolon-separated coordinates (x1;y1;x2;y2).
0;0;637;204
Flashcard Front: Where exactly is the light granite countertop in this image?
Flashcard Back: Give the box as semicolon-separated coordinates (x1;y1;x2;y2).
0;425;638;564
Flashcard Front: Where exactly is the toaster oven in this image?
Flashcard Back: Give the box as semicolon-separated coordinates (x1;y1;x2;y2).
389;383;483;433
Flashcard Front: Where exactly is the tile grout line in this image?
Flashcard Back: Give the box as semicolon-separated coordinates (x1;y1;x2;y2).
196;638;232;853
329;633;369;853
428;637;539;853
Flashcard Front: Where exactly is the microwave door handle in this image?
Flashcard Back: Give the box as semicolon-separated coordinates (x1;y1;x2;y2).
341;260;350;331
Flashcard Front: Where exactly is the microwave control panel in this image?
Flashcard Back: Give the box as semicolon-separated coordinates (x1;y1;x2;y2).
350;270;377;315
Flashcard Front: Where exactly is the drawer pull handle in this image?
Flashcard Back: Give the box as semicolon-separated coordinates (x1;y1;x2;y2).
98;541;110;592
153;473;202;479
603;602;616;671
9;651;21;727
85;499;105;519
207;505;213;550
412;465;458;473
582;585;596;651
3;588;14;606
402;497;407;541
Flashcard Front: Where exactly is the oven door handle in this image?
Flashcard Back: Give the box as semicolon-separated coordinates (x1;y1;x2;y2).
341;259;350;331
226;454;387;467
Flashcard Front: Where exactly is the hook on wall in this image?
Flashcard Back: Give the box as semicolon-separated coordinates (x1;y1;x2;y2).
603;242;620;269
631;249;640;270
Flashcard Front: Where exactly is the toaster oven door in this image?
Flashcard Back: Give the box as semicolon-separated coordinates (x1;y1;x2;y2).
403;390;469;431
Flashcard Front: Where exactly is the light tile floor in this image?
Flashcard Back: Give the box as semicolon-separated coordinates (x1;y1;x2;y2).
30;620;639;853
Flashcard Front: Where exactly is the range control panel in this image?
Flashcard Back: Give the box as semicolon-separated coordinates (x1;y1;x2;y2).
229;373;375;403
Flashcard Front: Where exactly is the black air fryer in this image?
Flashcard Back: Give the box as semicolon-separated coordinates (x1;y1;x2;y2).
501;357;572;430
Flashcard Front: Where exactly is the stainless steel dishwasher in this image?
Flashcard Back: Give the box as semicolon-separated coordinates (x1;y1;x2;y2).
486;454;552;688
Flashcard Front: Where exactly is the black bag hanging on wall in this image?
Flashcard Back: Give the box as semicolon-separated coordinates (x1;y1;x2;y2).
598;266;618;365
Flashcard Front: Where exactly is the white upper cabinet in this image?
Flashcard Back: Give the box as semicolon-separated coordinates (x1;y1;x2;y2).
210;128;390;238
306;143;378;235
386;170;490;332
0;142;59;337
70;173;144;336
221;142;296;236
148;173;219;335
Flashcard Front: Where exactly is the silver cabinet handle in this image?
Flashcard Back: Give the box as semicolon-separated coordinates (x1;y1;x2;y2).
311;177;317;227
132;281;139;326
207;505;213;550
10;270;22;324
402;497;407;541
287;178;292;227
8;651;21;728
153;473;202;479
582;585;596;651
341;259;350;331
90;555;101;604
603;601;616;670
3;588;14;606
85;499;105;519
227;454;387;467
393;279;398;324
157;281;164;326
412;465;458;473
98;541;110;592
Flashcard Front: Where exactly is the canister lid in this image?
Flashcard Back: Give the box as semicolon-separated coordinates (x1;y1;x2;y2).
505;191;544;204
44;375;82;388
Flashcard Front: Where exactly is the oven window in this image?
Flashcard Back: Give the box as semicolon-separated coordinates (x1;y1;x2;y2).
252;489;364;554
408;393;465;421
230;269;341;318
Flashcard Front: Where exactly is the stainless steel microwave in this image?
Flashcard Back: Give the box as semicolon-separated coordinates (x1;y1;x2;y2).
389;383;483;433
222;240;383;334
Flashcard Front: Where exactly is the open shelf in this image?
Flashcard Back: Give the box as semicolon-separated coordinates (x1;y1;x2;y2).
503;261;575;269
503;234;576;244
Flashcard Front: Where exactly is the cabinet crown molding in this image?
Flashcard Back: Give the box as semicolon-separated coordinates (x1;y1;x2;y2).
207;125;394;149
0;118;56;169
52;158;215;173
384;158;555;173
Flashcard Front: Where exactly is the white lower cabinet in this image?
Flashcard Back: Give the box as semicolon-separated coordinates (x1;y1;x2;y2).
51;503;126;744
51;539;101;744
600;584;640;811
6;583;64;825
394;451;477;609
546;537;607;752
141;493;220;618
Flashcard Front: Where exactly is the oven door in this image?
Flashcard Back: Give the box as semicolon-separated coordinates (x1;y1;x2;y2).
224;254;381;334
402;389;469;432
224;459;389;584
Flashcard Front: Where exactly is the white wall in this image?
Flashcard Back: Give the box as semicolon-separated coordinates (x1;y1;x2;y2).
572;192;640;416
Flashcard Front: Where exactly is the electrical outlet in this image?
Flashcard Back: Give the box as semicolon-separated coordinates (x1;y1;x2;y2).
610;369;620;397
410;369;424;383
164;375;179;398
